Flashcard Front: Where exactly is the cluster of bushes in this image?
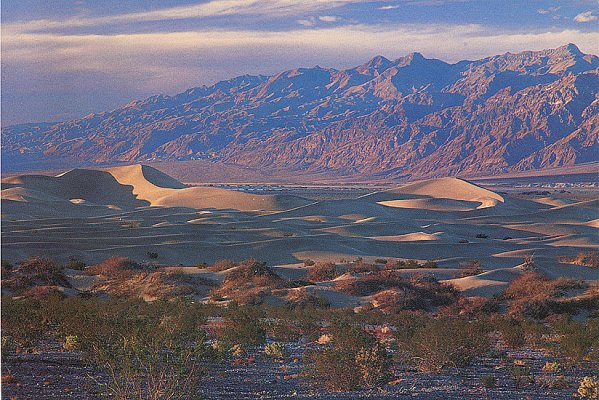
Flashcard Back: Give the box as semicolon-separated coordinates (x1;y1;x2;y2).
1;257;72;296
210;258;284;304
3;297;211;399
336;271;457;312
385;259;438;270
557;252;599;269
503;272;584;319
305;262;339;282
455;260;483;278
394;315;491;372
305;320;392;391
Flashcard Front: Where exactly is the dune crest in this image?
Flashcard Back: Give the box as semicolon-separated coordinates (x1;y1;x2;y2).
369;177;504;211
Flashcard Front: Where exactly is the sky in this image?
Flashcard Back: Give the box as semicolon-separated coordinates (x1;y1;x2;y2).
2;0;598;125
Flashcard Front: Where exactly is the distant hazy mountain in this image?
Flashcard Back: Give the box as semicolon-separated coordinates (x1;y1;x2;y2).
2;44;598;178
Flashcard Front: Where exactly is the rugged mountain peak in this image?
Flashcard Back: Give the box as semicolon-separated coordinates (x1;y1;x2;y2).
2;45;597;178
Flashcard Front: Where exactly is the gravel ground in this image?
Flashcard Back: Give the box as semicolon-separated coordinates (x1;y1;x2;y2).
2;341;590;399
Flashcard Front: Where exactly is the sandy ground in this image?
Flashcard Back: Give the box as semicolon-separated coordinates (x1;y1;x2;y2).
2;165;598;297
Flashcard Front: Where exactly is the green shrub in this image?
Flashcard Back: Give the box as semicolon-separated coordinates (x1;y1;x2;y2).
63;335;81;351
304;259;316;267
222;304;266;345
511;365;532;388
480;375;497;388
397;317;490;372
264;342;287;359
305;321;391;391
67;257;87;270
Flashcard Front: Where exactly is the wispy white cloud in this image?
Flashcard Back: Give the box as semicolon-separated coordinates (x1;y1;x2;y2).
318;15;339;22
378;5;400;10
6;0;373;31
537;6;560;14
574;11;598;22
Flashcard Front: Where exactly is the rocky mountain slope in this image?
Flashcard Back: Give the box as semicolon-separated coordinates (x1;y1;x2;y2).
2;44;598;178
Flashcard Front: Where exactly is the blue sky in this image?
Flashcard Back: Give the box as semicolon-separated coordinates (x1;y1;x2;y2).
2;0;598;125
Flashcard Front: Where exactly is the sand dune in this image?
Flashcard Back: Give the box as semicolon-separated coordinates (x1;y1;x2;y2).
2;165;598;299
364;177;504;211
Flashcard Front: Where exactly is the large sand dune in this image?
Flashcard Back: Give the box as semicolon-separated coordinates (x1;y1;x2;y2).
2;165;598;298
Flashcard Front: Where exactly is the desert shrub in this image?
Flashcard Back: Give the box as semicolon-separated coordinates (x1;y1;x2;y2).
558;252;599;269
372;288;425;313
23;285;65;299
374;259;387;265
458;239;469;244
497;318;526;348
457;260;483;277
221;304;266;345
1;297;47;348
224;258;280;286
63;335;81;351
1;260;13;273
87;256;142;278
578;376;599;400
347;262;379;274
212;259;282;303
39;298;210;399
66;257;87;270
511;365;532;388
503;272;581;319
422;260;438;269
335;271;405;296
476;233;489;239
405;259;420;268
503;236;513;240
304;259;316;267
354;344;392;388
542;361;560;372
481;375;497;388
543;375;570;389
306;262;338;282
553;319;599;365
146;251;159;260
2;257;71;294
264;342;287;359
396;317;490;372
441;296;499;317
522;255;536;270
286;288;330;309
338;272;457;311
305;320;391;391
209;259;237;272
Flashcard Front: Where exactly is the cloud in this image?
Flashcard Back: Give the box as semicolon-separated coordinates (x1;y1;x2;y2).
7;0;372;31
318;15;339;22
574;11;598;22
537;6;560;14
3;22;598;123
378;5;400;10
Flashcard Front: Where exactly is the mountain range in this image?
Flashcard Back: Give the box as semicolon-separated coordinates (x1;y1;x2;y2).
2;43;598;179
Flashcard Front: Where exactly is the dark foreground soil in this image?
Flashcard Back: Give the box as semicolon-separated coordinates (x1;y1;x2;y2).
2;340;589;400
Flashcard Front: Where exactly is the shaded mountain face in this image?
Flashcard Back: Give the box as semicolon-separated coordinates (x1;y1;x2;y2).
2;44;598;178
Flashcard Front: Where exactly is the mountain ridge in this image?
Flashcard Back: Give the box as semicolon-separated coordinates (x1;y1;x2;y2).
3;43;598;179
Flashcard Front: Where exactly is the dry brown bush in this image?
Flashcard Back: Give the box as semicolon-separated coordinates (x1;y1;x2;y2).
211;258;283;304
87;256;143;278
557;252;599;269
1;257;71;294
306;262;338;282
504;272;582;319
208;259;237;272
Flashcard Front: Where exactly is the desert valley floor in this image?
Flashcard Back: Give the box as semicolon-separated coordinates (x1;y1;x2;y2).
2;164;598;301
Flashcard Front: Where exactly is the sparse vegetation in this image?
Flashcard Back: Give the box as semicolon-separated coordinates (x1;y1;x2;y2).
305;262;338;282
558;252;599;269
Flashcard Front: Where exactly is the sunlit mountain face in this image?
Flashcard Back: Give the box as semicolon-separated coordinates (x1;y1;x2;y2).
3;44;598;178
